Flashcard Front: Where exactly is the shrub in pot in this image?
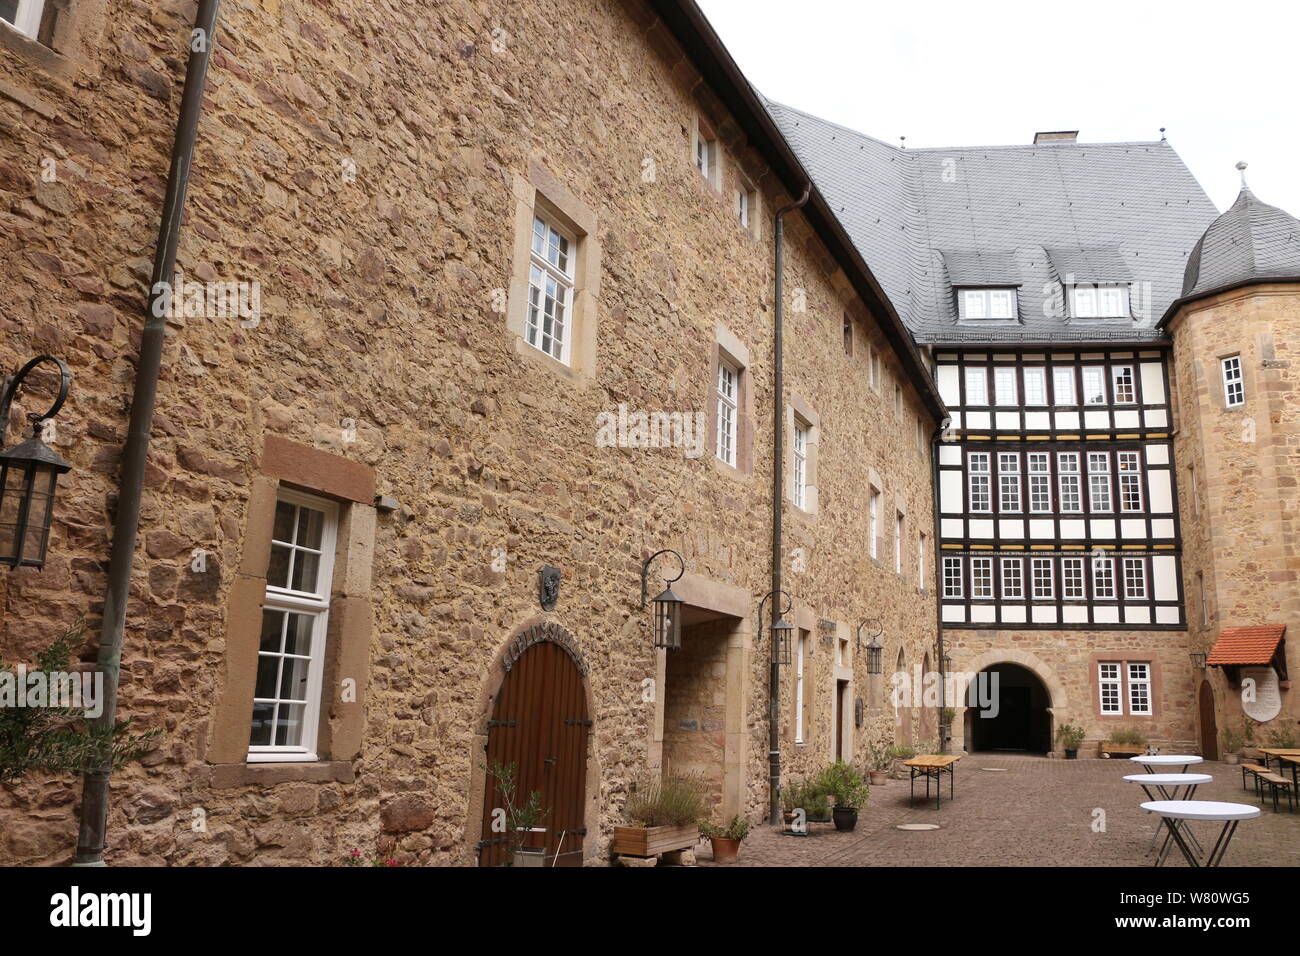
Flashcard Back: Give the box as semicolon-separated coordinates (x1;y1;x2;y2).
487;760;551;867
887;743;918;780
1220;726;1244;765
781;779;808;830
612;773;706;857
700;815;751;864
866;741;892;786
819;761;869;831
1055;722;1086;759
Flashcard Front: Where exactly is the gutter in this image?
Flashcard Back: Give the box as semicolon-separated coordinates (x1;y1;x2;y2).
930;421;949;753
74;0;222;866
769;184;810;827
647;0;946;425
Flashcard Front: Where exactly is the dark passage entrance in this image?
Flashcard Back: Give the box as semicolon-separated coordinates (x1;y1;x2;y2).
969;663;1051;753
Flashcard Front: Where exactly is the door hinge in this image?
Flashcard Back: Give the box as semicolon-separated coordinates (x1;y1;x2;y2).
564;718;593;727
487;719;518;729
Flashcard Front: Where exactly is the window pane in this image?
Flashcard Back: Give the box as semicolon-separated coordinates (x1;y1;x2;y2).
1053;367;1075;405
259;609;285;652
253;654;281;700
1023;368;1046;405
249;702;275;746
272;501;296;543
266;544;292;589
290;549;321;593
296;506;324;550
282;612;315;656
274;703;306;747
278;655;311;702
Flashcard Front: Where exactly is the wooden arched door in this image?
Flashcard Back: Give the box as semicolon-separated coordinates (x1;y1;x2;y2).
1198;680;1218;760
479;637;589;867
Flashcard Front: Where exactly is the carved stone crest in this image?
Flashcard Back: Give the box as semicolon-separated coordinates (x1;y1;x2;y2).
538;566;562;611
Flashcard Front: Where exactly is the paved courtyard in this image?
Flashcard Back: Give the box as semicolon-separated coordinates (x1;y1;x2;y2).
697;754;1300;867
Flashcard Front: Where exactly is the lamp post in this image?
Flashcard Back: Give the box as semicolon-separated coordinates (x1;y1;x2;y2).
641;549;685;650
0;355;72;571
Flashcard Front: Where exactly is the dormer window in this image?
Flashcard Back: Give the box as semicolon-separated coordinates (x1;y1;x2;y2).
960;288;1017;320
1069;283;1130;318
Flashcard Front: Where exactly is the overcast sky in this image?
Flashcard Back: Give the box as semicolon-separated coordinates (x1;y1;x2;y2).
696;0;1299;217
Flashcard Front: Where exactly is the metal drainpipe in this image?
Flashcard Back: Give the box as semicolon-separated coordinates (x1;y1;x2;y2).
930;417;950;753
74;0;222;866
769;184;809;826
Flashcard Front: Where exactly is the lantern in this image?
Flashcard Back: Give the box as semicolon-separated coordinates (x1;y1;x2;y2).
641;549;686;650
866;636;884;675
758;589;794;665
0;355;71;571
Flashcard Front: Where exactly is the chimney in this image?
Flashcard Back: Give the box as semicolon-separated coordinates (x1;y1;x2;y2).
1033;130;1079;144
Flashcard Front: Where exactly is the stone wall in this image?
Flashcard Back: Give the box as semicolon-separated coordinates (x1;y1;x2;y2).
1169;283;1300;751
0;0;939;865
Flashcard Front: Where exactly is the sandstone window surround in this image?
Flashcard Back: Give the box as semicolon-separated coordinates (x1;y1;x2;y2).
868;345;882;393
505;160;602;385
0;0;106;80
734;170;762;241
786;394;819;517
707;323;754;478
1220;353;1246;408
894;501;907;576
207;436;376;788
867;472;883;560
692;113;721;192
1095;657;1158;718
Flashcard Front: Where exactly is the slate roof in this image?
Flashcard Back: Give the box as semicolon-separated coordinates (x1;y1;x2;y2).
1181;187;1300;298
765;100;1221;345
1206;625;1286;667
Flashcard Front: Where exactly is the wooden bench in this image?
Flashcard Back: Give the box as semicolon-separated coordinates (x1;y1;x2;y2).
1240;762;1270;792
1255;772;1296;813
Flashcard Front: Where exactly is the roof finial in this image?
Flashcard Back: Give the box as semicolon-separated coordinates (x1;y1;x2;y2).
1236;161;1249;190
899;135;906;150
1159;126;1166;141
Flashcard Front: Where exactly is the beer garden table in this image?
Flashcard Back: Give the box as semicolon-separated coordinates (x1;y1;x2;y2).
903;754;962;810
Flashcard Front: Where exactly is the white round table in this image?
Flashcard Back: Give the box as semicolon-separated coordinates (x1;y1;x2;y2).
1130;754;1204;774
1125;774;1213;862
1140;801;1260;867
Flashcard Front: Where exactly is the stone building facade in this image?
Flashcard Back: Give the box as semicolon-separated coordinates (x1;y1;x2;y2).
0;0;942;865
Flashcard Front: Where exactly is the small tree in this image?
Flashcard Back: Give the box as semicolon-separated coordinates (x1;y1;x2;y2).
487;760;549;864
0;619;158;785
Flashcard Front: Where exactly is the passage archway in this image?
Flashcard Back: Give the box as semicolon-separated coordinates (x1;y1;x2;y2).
968;662;1052;753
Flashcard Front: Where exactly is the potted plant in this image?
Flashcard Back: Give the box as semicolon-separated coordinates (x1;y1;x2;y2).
1241;717;1260;760
1264;726;1297;749
612;773;706;859
487;760;550;867
888;743;918;780
819;761;869;831
805;787;833;823
1055;722;1086;759
699;815;751;864
1099;725;1147;758
866;741;892;786
1220;726;1244;765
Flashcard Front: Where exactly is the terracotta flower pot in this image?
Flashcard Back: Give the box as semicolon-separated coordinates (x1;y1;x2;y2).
868;770;889;786
1223;752;1241;765
709;836;741;865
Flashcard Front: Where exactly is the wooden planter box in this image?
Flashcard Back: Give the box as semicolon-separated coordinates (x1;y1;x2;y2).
611;824;698;858
1099;742;1145;758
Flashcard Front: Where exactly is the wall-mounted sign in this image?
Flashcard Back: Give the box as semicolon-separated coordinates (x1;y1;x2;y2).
1240;665;1283;723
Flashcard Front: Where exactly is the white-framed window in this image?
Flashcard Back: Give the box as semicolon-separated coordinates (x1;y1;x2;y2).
894;511;904;573
1087;452;1112;512
868;489;880;559
869;348;881;389
792;421;809;510
1099;663;1123;714
1117;451;1143;512
994;367;1018;406
1123;557;1147;599
971;557;993;598
1071;283;1129;318
968;452;991;512
964;366;988;406
1001;557;1023;599
962;288;1016;319
918;532;927;589
695;132;716;182
1058;452;1082;513
943;556;963;598
715;360;738;466
1221;355;1245;407
0;0;44;38
737;189;750;229
1023;367;1047;405
1111;366;1137;404
1081;366;1107;404
1028;452;1052;513
1053;366;1076;405
1092;556;1116;600
794;632;806;743
998;452;1021;512
1061;557;1086;599
526;213;575;363
1031;557;1054;600
250;489;339;762
1127;663;1152;715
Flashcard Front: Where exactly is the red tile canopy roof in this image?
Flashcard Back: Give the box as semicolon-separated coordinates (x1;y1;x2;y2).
1206;625;1286;666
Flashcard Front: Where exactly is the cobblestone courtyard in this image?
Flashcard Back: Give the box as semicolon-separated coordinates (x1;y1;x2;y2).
697;755;1300;867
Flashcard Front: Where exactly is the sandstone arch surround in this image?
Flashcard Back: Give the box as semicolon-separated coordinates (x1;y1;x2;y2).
955;649;1068;753
463;616;602;867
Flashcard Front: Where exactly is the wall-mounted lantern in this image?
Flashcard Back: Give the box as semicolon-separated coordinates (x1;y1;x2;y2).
857;618;883;674
758;589;794;665
0;356;71;571
641;549;685;650
1189;651;1207;670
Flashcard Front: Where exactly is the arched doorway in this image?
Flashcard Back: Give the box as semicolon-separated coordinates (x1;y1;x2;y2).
969;662;1052;753
478;630;590;867
1198;680;1218;760
893;648;913;745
